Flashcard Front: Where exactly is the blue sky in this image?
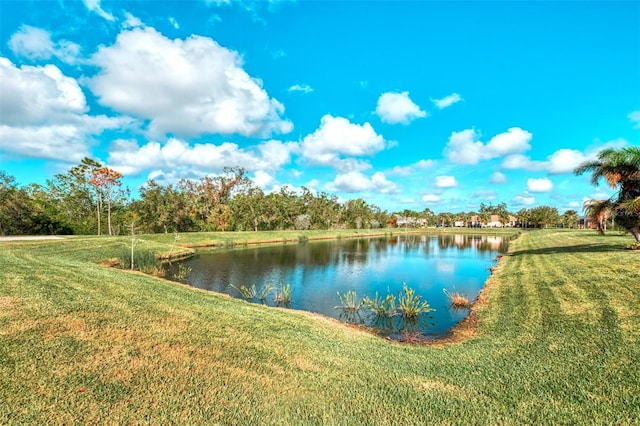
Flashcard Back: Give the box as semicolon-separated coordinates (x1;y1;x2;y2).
1;0;639;213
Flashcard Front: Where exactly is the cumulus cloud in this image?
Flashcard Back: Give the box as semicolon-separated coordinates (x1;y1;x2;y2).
0;57;129;162
490;171;507;184
82;0;115;21
431;93;462;109
501;154;545;171
422;194;440;203
512;194;536;206
107;137;296;176
300;114;386;167
0;58;86;126
545;149;589;174
435;175;458;188
288;83;313;93
252;170;274;188
8;25;81;64
629;110;640;129
375;91;427;124
502;141;627;175
527;177;554;192
88;26;292;138
444;127;533;165
325;171;399;194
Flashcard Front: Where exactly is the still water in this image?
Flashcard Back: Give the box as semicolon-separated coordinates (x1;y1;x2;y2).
168;234;510;338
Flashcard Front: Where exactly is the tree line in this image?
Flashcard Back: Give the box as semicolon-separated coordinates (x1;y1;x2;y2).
0;159;574;236
1;145;638;240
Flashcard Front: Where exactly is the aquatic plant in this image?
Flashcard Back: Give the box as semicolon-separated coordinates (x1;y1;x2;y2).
443;288;472;308
275;284;292;306
363;292;397;318
335;290;365;324
231;284;258;299
397;284;435;320
336;290;364;313
173;264;192;282
258;284;274;302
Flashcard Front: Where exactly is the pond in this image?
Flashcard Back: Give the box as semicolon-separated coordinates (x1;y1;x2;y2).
167;234;511;339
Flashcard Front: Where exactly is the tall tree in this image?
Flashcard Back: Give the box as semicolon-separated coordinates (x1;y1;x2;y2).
575;147;640;241
562;209;579;229
89;167;125;236
45;158;103;235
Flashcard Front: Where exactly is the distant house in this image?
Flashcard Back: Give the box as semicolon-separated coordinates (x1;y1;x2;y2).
395;215;417;228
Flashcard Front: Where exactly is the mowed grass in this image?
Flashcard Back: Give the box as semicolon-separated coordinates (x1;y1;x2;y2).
1;229;639;424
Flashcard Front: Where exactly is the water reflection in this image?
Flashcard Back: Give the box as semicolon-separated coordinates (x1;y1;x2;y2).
167;234;510;338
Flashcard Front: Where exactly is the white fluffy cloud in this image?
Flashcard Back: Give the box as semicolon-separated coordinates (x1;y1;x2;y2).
546;149;588;174
0;58;86;126
0;57;128;162
444;127;533;165
629;110;640;129
88;27;292;138
512;194;536;206
502;141;627;175
325;171;399;194
375;91;426;124
8;26;81;64
490;171;507;184
501;154;545;171
107;137;296;176
431;93;462;109
527;177;554;192
435;175;458;188
301;114;386;167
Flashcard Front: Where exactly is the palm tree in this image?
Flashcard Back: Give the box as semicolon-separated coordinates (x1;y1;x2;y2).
582;199;613;235
575;147;640;242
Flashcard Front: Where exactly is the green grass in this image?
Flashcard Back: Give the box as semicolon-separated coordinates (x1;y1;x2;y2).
1;229;639;424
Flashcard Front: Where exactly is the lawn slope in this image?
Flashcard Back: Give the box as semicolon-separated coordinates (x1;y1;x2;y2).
0;230;638;424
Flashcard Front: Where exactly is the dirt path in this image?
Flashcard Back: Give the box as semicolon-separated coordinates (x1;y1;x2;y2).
0;236;65;242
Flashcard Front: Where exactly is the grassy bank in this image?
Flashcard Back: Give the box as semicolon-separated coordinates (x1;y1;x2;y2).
1;229;638;424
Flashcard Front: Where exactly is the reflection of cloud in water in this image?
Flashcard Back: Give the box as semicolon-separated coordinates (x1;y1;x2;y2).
436;262;456;274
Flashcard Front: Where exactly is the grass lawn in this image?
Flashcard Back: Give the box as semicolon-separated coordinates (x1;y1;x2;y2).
1;229;638;424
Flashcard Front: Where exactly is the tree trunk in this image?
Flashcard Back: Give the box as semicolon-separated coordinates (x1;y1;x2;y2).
631;227;640;242
107;200;112;236
96;196;102;236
